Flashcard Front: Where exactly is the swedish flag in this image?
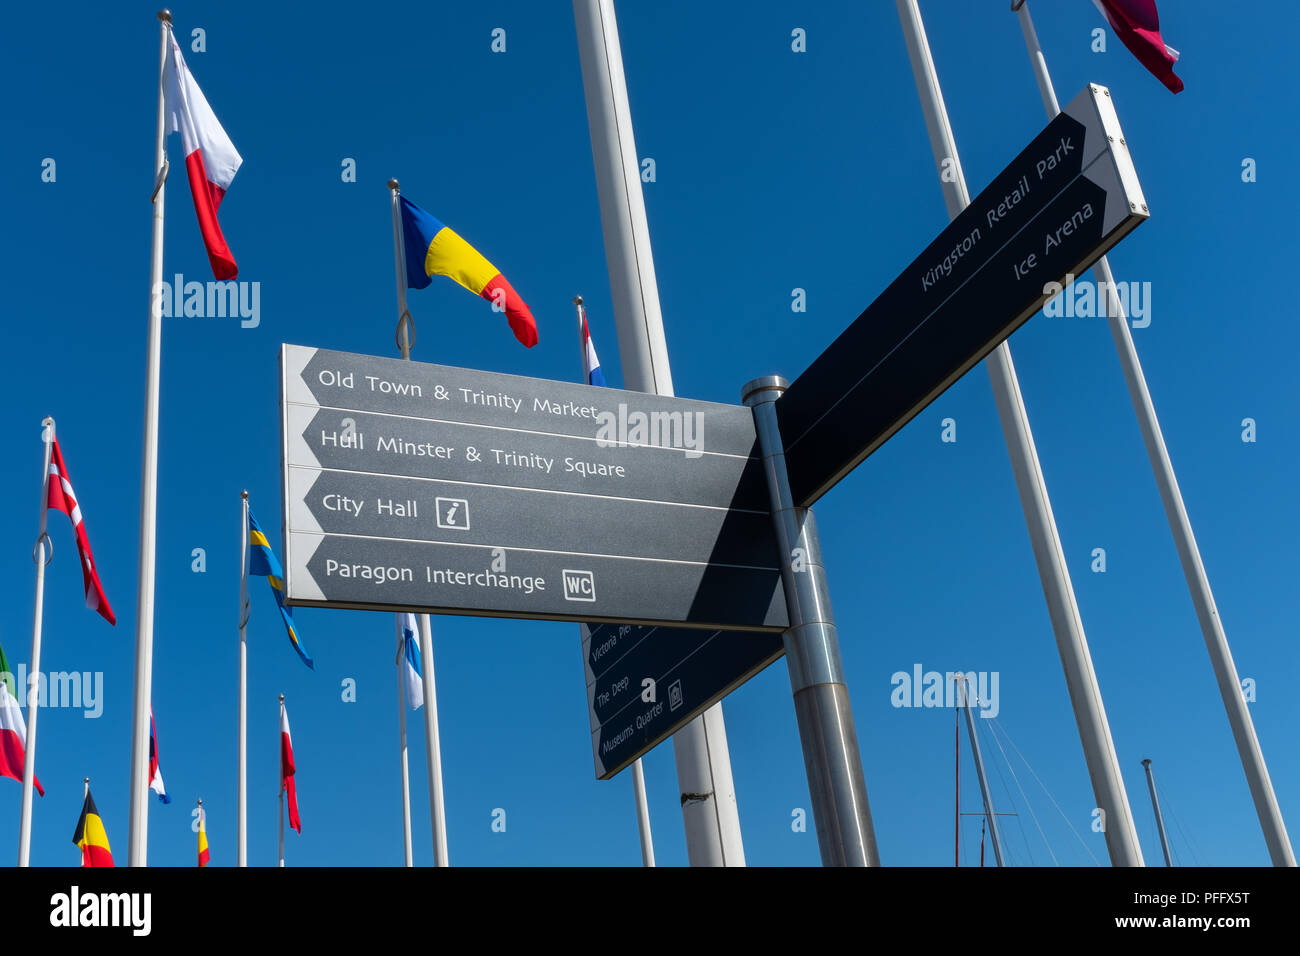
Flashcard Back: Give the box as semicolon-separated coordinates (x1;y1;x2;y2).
248;510;313;669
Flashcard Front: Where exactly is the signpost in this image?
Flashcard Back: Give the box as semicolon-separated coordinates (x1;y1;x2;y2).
776;84;1149;507
585;622;784;779
280;345;787;632
274;82;1154;865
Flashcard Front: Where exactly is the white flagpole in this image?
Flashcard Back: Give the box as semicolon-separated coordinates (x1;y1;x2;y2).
395;618;414;866
238;490;249;866
278;694;285;867
418;614;449;866
895;0;1144;865
574;296;656;868
574;295;589;381
127;8;173;867
387;178;450;866
17;417;55;867
572;0;746;867
1013;0;1295;867
631;758;656;867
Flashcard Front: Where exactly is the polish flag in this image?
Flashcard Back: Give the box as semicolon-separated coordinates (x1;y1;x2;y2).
46;438;115;626
280;700;301;833
1093;0;1183;94
164;31;242;279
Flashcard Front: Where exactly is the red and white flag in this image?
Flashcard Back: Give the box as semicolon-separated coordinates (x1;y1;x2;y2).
164;30;242;279
1093;0;1183;94
46;438;115;626
280;700;301;833
0;645;43;797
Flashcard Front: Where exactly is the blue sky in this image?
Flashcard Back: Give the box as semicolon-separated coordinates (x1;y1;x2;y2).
0;0;1294;867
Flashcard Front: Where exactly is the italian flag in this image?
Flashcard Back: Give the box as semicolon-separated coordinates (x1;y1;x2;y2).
0;643;43;797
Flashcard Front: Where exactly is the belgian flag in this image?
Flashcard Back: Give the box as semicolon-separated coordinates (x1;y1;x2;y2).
72;788;114;867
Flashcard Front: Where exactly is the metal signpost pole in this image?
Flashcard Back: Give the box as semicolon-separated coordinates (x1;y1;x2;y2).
743;376;878;866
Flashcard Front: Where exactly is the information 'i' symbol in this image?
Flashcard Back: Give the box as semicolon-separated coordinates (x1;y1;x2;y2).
446;502;459;525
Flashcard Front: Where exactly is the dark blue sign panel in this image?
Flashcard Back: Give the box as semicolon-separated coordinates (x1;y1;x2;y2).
777;85;1149;507
584;622;785;779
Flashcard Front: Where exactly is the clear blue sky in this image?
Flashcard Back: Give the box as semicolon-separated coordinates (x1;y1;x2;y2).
1;0;1294;867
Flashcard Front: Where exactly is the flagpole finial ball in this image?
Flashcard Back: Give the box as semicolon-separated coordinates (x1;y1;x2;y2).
84;777;89;783
198;797;203;805
387;178;400;191
158;10;172;22
241;489;249;500
279;694;285;702
573;295;583;306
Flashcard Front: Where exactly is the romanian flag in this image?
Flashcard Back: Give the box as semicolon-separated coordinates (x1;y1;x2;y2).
197;805;210;867
248;510;313;669
399;195;539;348
72;788;114;867
0;642;42;796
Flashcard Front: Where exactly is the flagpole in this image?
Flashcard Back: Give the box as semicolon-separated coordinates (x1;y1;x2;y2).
17;417;55;868
631;758;656;867
418;614;449;866
278;694;285;867
574;296;588;381
1012;0;1295;867
388;177;450;866
237;490;249;866
574;295;656;868
84;777;89;799
573;0;746;866
396;618;413;866
127;8;173;868
895;0;1143;866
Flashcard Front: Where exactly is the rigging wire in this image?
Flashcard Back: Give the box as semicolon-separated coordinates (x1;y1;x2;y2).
989;716;1103;866
984;717;1059;866
1160;781;1203;867
977;709;1031;866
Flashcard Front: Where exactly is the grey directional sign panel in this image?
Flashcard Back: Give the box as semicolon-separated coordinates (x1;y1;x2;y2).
776;84;1150;507
584;622;785;779
279;344;788;631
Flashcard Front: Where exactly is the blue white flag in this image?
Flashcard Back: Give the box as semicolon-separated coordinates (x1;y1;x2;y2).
398;613;424;710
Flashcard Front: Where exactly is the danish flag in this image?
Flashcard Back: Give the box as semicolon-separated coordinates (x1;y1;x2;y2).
46;438;115;626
